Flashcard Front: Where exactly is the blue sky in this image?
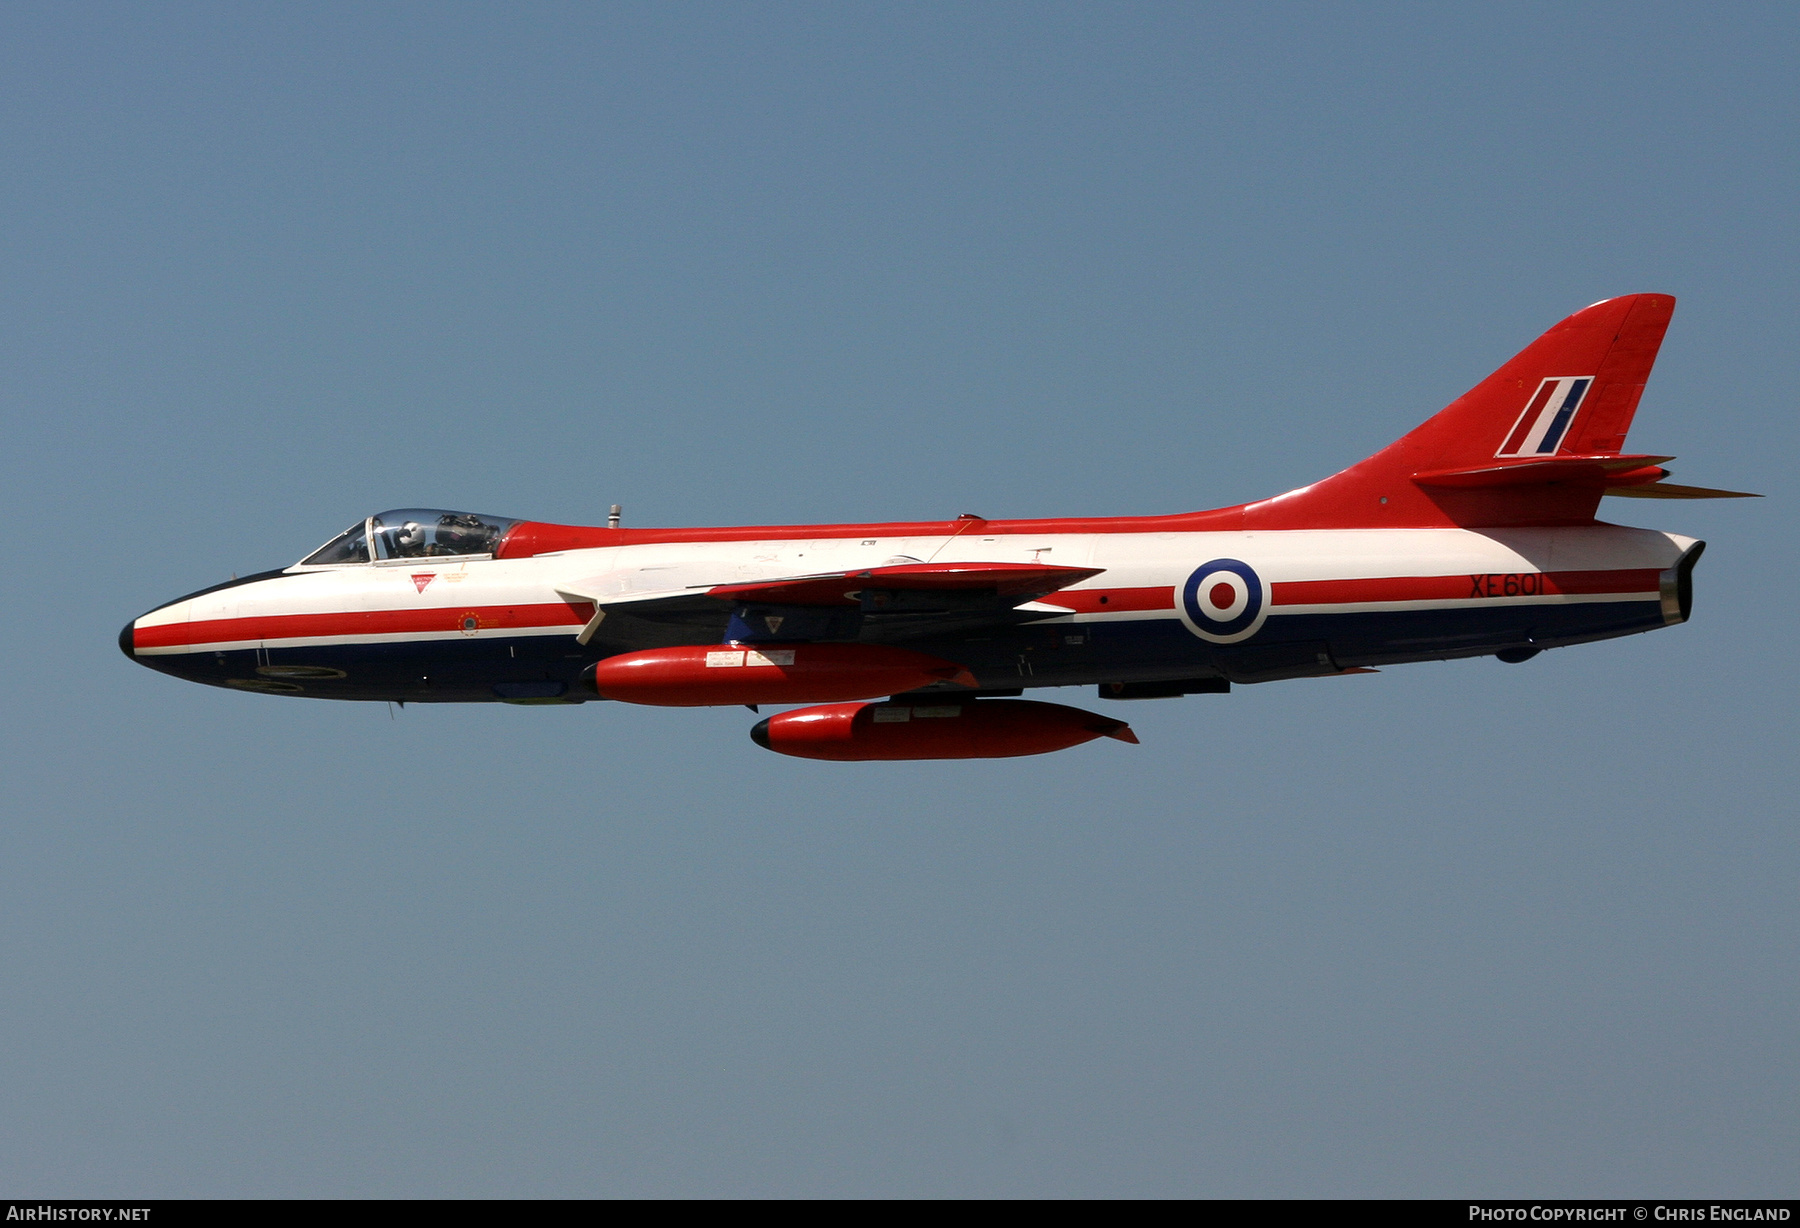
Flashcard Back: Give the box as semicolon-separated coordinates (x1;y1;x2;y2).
2;2;1794;1196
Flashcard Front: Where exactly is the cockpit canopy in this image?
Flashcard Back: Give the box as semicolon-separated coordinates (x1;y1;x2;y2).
300;509;520;566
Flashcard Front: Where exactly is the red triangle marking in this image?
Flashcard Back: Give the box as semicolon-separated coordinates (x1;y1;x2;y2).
412;573;436;593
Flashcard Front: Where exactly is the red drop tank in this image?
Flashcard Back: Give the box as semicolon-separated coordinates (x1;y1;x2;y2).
750;698;1139;761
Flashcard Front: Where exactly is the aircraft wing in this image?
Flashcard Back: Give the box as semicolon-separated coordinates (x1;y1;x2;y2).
559;561;1101;646
554;584;719;645
705;561;1101;606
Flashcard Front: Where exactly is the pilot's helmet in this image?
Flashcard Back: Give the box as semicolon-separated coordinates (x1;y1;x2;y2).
396;521;426;551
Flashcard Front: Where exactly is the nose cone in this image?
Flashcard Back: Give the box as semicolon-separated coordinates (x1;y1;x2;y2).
121;600;211;687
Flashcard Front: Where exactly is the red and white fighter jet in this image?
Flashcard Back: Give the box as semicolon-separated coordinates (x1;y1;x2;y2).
123;294;1754;760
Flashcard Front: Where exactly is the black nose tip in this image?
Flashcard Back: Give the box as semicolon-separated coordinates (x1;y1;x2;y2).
749;717;771;750
118;620;136;658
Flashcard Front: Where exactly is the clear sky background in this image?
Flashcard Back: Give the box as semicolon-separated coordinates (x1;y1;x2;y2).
2;1;1794;1198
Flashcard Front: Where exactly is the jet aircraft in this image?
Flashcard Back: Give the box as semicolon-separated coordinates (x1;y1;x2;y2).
122;294;1754;760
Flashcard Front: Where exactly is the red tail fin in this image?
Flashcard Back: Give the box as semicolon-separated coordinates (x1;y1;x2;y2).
1243;294;1676;529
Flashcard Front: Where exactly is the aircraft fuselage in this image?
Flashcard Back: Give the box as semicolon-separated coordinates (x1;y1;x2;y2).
124;520;1698;706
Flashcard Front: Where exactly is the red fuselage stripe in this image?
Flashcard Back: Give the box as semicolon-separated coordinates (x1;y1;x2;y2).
135;601;593;649
1270;568;1662;605
1045;569;1659;615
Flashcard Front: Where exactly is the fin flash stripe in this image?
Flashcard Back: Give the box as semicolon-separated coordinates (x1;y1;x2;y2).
1498;377;1593;458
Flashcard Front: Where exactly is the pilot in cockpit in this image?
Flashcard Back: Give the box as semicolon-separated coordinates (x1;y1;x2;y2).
394;521;429;558
300;509;516;566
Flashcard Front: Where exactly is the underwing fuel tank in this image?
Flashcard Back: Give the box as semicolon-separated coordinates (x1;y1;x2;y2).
585;643;978;707
750;698;1139;761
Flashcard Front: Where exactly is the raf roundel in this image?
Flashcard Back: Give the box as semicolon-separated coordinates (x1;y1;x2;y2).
1177;558;1268;643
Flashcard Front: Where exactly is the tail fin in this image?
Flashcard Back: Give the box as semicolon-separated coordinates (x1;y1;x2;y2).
1244;294;1677;529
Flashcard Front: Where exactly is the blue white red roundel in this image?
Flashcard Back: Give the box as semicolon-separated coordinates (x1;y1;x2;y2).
1177;558;1267;643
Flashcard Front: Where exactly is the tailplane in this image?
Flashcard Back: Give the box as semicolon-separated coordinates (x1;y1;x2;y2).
1241;294;1757;529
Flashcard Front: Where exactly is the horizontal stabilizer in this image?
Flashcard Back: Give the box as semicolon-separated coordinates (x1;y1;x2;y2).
1413;454;1674;489
1603;481;1763;500
1413;451;1760;502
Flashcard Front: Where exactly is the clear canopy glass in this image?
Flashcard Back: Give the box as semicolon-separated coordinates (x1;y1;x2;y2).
301;522;371;566
299;509;519;566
